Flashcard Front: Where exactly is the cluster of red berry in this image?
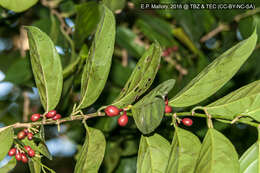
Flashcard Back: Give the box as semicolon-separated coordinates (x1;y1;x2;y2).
162;45;179;57
30;110;62;122
105;106;128;126
164;99;193;127
8;145;35;163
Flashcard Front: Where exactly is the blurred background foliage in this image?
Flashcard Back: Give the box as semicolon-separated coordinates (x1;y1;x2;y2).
0;0;260;172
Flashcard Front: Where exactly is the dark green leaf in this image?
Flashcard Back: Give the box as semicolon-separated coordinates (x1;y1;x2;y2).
4;56;33;85
195;128;239;173
136;15;175;47
0;0;38;12
103;141;121;173
132;79;175;134
116;26;145;58
26;26;63;112
112;43;162;108
169;30;257;107
137;133;170;173
0;127;14;161
74;2;102;46
205;80;260;121
78;5;115;109
115;157;137;173
74;126;106;173
0;157;16;173
166;127;201;173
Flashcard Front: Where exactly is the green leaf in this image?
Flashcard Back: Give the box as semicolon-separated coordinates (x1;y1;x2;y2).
169;30;257;107
137;133;170;173
0;0;38;12
74;2;102;47
204;80;260;121
25;26;63;112
112;43;162;108
116;26;145;58
115;157;137;173
239;127;260;173
74;126;106;173
239;143;259;173
195;128;239;173
4;56;33;85
0;157;16;173
29;157;41;173
0;127;14;161
136;15;175;47
132;79;175;134
103;0;125;12
166;127;201;173
78;5;115;109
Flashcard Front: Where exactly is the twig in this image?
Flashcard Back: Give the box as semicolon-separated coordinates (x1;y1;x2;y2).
121;49;128;67
0;112;105;132
200;23;229;43
164;56;188;76
200;7;260;43
41;0;75;59
234;7;260;22
22;92;30;122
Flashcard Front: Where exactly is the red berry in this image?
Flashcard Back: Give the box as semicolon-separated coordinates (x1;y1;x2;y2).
165;99;168;105
23;128;29;134
46;110;56;118
162;50;169;57
17;131;27;140
172;45;178;52
118;113;128;127
28;149;35;157
165;105;172;113
30;113;41;122
27;132;33;140
105;106;120;117
8;148;16;156
21;153;28;163
15;152;22;161
24;146;32;152
182;118;193;126
52;114;61;120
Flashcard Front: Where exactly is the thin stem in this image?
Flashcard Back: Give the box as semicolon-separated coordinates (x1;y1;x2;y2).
0;112;105;132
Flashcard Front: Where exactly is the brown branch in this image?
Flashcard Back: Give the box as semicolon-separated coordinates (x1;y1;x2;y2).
22;92;30;122
200;23;229;43
164;56;188;76
0;112;105;133
234;7;260;22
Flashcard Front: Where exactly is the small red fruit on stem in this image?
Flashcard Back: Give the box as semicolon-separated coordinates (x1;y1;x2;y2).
182;118;193;126
30;113;41;122
15;152;22;161
8;148;16;156
118;112;128;127
105;105;120;117
24;146;32;152
27;132;34;140
165;105;172;113
23;128;29;134
17;131;27;140
52;114;61;120
21;153;28;163
46;110;57;118
28;150;35;157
